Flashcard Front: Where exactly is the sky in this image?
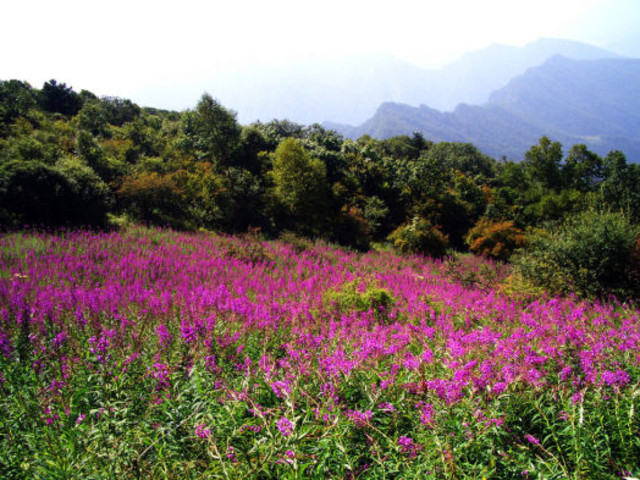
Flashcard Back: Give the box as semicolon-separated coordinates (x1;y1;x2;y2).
2;0;639;109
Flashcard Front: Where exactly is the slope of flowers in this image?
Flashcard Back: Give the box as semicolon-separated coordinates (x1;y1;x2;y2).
0;227;638;479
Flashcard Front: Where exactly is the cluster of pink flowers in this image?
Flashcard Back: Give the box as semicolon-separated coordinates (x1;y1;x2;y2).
0;227;638;448
195;423;211;438
347;409;373;428
276;417;294;437
398;435;421;457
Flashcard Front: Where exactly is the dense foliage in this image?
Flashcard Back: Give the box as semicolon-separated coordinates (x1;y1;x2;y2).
1;227;639;479
2;77;640;301
514;210;640;299
466;219;526;261
2;79;639;241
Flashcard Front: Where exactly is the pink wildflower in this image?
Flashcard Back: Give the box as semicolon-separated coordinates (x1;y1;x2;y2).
277;416;294;437
195;423;211;438
525;434;540;446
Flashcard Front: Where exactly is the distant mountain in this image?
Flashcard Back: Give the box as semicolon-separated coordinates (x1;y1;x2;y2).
132;38;620;126
490;56;640;137
330;56;640;161
420;38;621;111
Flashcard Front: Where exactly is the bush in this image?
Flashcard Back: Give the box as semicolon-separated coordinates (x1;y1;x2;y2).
0;159;110;227
323;280;396;323
278;230;315;253
466;218;526;261
387;216;449;257
56;157;113;225
117;171;185;227
514;209;640;299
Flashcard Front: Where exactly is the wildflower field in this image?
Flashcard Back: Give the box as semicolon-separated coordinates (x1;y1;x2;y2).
1;227;639;479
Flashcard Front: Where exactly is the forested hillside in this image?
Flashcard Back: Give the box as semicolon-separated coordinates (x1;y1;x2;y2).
2;78;640;266
3;79;640;479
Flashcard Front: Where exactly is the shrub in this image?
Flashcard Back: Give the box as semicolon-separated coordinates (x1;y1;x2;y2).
225;229;271;264
278;230;315;253
323;280;396;323
55;157;113;226
513;209;640;299
466;218;526;261
387;216;449;257
117;171;185;226
443;254;506;290
0;159;110;227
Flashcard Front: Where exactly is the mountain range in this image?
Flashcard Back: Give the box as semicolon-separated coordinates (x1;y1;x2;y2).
134;38;620;126
132;37;639;160
329;55;640;160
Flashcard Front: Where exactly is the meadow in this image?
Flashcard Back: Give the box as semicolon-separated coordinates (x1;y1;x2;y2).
0;227;638;479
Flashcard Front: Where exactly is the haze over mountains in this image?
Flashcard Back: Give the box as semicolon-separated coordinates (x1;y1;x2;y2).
134;37;639;160
331;55;640;160
137;38;620;126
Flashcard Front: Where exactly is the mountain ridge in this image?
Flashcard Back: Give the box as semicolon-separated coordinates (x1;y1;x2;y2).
132;38;621;126
328;55;640;160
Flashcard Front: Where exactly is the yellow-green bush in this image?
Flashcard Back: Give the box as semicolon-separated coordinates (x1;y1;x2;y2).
387;216;449;257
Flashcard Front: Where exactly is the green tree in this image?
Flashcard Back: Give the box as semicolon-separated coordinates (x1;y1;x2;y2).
100;96;140;126
562;144;603;191
270;138;329;233
253;119;305;149
0;80;36;131
523;136;563;191
55;157;113;225
599;150;640;221
427;142;496;181
237;126;270;173
178;93;241;168
37;79;83;116
387;216;449;257
381;134;428;161
76;101;109;137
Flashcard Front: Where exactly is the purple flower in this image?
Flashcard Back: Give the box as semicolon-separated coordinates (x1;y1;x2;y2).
277;417;294;437
347;409;372;428
601;369;631;388
485;417;504;428
155;324;172;347
149;362;171;391
559;366;573;381
378;402;395;412
525;434;540;446
418;402;434;427
195;423;211;438
226;446;237;462
181;321;196;344
271;380;291;398
398;435;413;447
402;353;420;371
398;435;420;457
52;331;67;349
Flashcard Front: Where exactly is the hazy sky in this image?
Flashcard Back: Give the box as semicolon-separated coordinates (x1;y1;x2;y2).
2;0;639;107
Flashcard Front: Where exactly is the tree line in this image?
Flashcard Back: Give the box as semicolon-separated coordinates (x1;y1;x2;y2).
2;79;640;272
